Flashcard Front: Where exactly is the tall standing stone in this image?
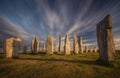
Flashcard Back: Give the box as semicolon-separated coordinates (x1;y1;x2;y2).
73;33;79;54
85;45;88;53
4;37;22;57
23;46;27;54
58;34;62;52
46;35;54;54
78;36;83;53
64;34;70;55
31;35;40;54
97;14;116;61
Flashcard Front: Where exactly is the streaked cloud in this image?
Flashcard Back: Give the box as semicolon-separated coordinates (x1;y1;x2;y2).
0;0;120;49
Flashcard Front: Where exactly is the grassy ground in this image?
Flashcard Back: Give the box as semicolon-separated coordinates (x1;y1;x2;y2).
0;52;120;78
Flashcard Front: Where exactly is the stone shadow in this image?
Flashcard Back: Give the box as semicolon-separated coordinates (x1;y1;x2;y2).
19;57;97;66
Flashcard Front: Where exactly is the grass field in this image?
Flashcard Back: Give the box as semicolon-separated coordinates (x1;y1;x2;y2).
0;52;120;78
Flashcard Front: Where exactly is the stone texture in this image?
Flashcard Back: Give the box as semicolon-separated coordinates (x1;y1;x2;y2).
23;46;27;54
4;37;22;57
78;36;83;53
64;34;70;55
73;33;79;54
58;34;62;52
46;35;54;54
31;35;40;53
85;45;88;53
97;14;116;61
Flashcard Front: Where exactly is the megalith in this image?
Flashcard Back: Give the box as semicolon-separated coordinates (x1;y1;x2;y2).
85;45;88;53
78;36;83;53
73;33;79;54
64;34;70;55
90;48;93;53
31;35;40;53
4;37;22;57
43;43;46;52
93;47;98;53
46;35;54;54
97;14;116;61
58;34;62;52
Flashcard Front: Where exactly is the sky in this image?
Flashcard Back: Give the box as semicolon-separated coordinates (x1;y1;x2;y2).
0;0;120;50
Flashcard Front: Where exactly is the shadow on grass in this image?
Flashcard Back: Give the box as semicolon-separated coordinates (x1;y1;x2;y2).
19;57;97;65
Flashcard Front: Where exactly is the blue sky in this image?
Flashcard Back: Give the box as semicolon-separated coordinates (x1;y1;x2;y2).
0;0;120;50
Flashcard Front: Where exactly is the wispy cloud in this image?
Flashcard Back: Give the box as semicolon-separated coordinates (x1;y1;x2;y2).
0;0;120;49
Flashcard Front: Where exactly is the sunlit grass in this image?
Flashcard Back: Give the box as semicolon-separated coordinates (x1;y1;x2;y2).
0;52;120;78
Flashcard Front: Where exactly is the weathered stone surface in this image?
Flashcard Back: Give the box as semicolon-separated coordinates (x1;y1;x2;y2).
97;14;116;61
31;35;40;53
73;33;79;54
85;45;88;53
23;46;27;54
78;36;83;53
64;34;70;55
4;37;22;57
46;35;54;54
58;34;62;52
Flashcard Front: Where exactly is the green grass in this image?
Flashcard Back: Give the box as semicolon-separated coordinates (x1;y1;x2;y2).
0;52;120;78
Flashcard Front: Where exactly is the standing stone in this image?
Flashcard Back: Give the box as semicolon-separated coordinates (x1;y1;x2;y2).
73;33;79;54
31;35;40;54
58;34;62;52
85;45;88;53
78;36;83;53
46;35;54;54
34;37;38;52
35;36;40;52
90;48;93;53
23;46;27;54
93;47;98;53
31;39;34;53
97;14;116;61
4;37;22;57
64;34;70;55
43;43;46;52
